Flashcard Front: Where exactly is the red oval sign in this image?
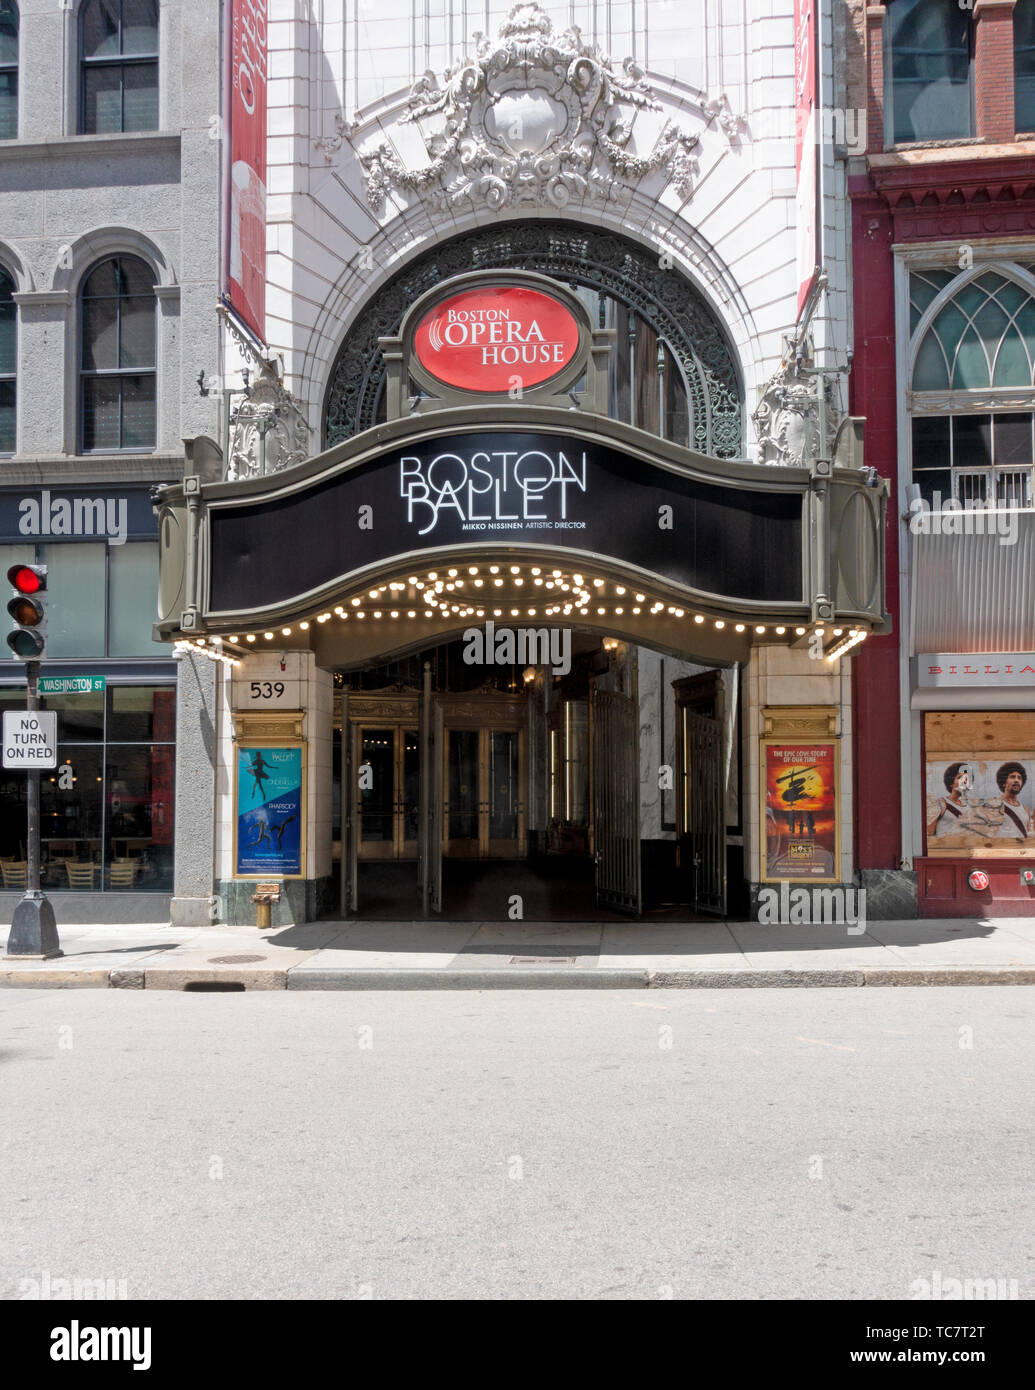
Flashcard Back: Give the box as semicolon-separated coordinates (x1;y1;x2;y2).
413;286;580;394
968;870;990;892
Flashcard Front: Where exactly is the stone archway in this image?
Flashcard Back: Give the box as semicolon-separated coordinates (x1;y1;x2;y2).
322;220;744;459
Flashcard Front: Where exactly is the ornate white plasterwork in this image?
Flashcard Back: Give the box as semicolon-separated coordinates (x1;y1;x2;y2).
752;365;841;468
221;311;312;481
334;3;701;216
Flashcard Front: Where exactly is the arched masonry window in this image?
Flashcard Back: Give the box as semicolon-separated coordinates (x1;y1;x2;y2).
1016;0;1035;135
324;222;743;458
0;1;17;140
884;0;973;145
79;255;157;452
0;265;14;454
909;266;1035;509
79;0;158;134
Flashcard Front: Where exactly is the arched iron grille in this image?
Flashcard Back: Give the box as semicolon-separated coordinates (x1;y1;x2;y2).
323;221;744;458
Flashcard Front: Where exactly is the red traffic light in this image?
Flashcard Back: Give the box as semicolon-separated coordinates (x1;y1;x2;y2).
7;564;46;595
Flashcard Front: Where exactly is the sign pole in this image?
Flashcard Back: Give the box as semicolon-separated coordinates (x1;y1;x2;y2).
5;658;61;959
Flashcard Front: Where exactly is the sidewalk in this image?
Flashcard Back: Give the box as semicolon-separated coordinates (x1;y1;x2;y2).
3;916;1035;989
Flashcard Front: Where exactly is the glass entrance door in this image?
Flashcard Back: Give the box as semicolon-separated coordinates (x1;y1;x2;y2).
444;725;526;858
357;724;419;861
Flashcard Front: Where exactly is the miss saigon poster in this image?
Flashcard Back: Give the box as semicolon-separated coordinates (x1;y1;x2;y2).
762;741;839;882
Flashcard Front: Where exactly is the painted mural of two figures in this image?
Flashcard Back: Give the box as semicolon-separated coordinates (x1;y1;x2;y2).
926;759;1035;850
235;747;303;876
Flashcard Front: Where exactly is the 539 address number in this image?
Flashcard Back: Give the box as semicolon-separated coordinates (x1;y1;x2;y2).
250;682;285;699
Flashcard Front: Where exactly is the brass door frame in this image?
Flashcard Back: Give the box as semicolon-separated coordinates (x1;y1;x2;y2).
353;723;419;860
439;692;527;859
345;694;420;865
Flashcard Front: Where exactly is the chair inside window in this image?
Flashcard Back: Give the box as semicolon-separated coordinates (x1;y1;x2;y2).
64;861;97;889
0;860;27;890
108;860;138;888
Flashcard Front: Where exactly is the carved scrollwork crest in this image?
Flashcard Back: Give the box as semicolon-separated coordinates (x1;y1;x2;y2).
348;3;700;216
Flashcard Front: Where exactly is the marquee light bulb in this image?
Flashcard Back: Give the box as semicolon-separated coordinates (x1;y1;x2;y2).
489;565;499;574
735;623;745;633
755;625;765;634
246;634;256;642
264;631;274;639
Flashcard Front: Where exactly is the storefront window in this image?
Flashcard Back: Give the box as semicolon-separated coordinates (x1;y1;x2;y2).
0;683;175;891
109;542;163;656
0;539;163;661
44;543;107;658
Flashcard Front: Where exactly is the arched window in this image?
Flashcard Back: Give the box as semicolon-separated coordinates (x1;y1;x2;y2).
0;1;17;140
79;0;158;135
0;265;14;454
1016;0;1035;134
909;267;1035;508
884;0;973;145
79;255;157;452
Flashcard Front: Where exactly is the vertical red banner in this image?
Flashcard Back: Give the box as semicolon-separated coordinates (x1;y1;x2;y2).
794;0;818;318
228;0;267;344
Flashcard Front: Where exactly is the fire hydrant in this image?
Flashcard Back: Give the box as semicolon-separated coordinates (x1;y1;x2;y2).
251;891;275;929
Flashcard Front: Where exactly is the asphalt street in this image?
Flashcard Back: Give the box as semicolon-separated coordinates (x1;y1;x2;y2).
1;987;1032;1300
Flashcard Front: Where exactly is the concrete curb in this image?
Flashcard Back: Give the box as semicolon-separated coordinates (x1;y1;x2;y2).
285;967;651;990
649;969;865;988
0;969;112;989
2;964;1035;990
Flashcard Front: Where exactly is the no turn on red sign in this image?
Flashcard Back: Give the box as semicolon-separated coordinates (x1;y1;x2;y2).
2;709;57;768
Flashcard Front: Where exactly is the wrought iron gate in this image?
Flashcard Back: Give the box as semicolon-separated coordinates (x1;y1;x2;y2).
339;691;357;914
592;688;641;914
683;710;726;915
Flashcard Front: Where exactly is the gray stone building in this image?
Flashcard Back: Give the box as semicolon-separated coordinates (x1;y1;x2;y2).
0;0;222;921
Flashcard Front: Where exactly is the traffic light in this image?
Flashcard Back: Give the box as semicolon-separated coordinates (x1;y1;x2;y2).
7;564;47;659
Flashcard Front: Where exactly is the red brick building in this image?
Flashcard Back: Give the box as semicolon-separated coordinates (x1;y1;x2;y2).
850;0;1035;916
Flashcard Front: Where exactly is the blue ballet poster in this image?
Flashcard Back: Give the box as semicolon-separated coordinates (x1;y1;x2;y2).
236;746;303;875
